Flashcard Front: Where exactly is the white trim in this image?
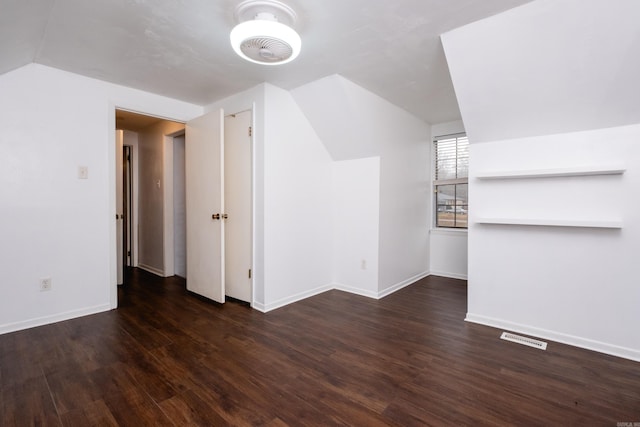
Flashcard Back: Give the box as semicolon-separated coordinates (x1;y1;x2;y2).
108;102;118;309
475;217;622;229
430;228;467;236
251;301;267;313
257;273;431;312
122;133;140;268
0;304;112;335
429;270;468;280
465;313;640;363
259;283;334;312
249;103;257;312
137;263;165;277
333;283;378;299
475;165;626;180
378;271;430;299
163;134;175;277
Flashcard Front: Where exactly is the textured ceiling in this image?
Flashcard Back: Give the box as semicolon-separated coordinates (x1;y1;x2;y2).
0;0;532;124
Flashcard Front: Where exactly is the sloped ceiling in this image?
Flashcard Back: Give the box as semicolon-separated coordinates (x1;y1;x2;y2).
442;0;640;142
0;0;532;124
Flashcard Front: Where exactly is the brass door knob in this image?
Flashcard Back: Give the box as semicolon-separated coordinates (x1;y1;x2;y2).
212;213;220;220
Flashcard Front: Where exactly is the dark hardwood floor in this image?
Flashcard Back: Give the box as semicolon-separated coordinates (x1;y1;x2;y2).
1;269;638;426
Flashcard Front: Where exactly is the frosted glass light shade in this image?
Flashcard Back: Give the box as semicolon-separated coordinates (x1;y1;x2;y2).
230;19;301;65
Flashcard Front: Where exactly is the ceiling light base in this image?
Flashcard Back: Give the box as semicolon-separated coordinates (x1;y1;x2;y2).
234;0;297;28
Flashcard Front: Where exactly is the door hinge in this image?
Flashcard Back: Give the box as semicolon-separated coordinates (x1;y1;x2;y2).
248;269;252;279
248;126;252;137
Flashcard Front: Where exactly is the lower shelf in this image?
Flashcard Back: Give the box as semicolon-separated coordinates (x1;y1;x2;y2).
475;218;622;229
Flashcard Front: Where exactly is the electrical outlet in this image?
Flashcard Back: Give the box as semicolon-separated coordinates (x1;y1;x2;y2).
361;259;367;270
40;278;52;292
78;166;88;179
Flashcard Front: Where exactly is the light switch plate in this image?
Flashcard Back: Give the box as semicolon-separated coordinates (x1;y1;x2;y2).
78;166;88;179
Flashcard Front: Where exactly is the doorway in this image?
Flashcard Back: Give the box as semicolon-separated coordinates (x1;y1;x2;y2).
224;110;253;303
113;108;254;305
123;145;133;269
172;134;186;278
115;130;136;285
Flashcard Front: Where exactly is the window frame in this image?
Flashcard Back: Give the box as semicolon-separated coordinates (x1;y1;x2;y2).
433;133;469;230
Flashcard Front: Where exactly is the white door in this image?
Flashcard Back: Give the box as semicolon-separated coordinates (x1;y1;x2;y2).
173;135;187;278
115;130;124;285
185;109;225;303
224;111;252;302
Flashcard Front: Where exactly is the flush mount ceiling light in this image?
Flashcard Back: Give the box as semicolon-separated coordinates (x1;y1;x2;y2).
230;0;301;65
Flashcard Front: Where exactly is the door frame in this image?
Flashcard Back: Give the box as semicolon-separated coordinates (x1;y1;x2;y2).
108;105;256;308
123;137;139;268
162;130;186;278
223;110;254;303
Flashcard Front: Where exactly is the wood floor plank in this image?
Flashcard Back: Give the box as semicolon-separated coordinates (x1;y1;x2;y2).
59;399;119;427
1;268;638;425
1;376;61;427
157;390;229;426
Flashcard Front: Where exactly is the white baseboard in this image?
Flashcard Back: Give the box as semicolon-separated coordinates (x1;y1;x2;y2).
0;304;112;335
260;283;334;313
378;271;430;299
137;263;165;277
257;273;431;313
333;272;430;300
333;283;378;299
465;313;640;363
429;270;467;280
251;301;267;313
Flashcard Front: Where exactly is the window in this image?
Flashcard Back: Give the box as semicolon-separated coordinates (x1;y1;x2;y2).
434;134;468;228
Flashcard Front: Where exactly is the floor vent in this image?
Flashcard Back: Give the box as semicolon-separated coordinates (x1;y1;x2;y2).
500;332;547;350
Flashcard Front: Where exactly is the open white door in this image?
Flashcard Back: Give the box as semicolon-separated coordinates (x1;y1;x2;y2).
115;130;124;285
185;109;225;303
224;111;252;302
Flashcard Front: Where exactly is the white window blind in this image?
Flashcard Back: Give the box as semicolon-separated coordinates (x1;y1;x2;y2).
434;134;468;228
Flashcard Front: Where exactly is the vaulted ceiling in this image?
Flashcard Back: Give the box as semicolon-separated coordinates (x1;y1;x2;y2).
0;0;532;124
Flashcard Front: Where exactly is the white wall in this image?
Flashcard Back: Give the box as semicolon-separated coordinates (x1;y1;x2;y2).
468;124;640;361
430;120;468;280
338;78;431;294
173;135;186;278
262;84;334;309
290;75;381;161
203;84;335;311
332;157;380;297
138;121;184;276
442;0;640;360
429;230;468;280
0;62;433;333
137;120;185;275
292;75;432;297
206;77;432;309
0;63;201;334
442;0;640;142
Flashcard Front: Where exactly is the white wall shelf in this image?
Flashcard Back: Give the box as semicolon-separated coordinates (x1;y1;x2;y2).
475;165;626;180
475;217;623;229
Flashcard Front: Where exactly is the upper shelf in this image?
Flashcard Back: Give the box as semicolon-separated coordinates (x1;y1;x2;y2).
475;165;626;180
475;217;623;229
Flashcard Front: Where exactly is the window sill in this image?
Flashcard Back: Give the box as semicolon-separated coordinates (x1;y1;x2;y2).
430;228;468;236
